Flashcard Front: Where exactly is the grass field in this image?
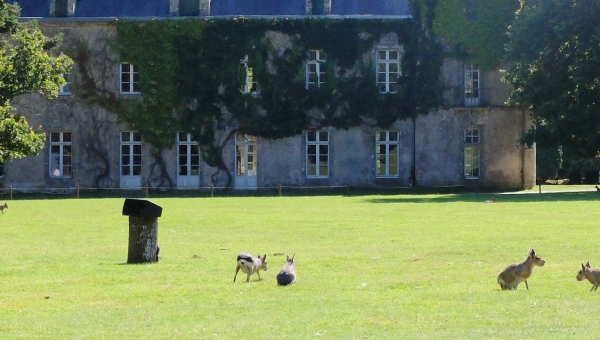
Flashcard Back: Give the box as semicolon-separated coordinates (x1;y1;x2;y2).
1;191;600;339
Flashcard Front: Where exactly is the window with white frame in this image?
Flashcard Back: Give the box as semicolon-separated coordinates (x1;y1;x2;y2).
50;131;72;178
306;50;326;89
306;130;329;178
464;63;480;106
240;55;259;95
464;128;480;179
177;132;200;176
376;49;400;93
120;131;142;176
376;130;399;177
120;63;140;94
50;51;72;95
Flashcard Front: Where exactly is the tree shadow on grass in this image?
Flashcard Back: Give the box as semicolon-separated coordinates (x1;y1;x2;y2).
364;191;600;204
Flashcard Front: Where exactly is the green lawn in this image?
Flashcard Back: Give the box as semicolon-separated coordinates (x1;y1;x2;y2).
1;192;600;339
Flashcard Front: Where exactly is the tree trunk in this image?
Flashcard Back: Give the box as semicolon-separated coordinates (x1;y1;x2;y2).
127;216;159;264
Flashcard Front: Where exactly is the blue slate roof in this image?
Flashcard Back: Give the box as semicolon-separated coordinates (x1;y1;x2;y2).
331;0;411;16
75;0;171;17
11;0;411;18
6;0;50;17
211;0;307;16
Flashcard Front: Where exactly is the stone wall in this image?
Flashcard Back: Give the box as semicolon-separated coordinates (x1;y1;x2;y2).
0;19;535;192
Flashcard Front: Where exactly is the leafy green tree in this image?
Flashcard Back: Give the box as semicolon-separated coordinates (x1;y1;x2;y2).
504;0;600;159
0;1;72;161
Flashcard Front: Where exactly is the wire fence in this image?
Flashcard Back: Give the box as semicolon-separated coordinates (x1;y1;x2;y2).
0;184;436;200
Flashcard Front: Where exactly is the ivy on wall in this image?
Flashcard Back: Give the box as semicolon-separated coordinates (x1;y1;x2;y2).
109;13;444;170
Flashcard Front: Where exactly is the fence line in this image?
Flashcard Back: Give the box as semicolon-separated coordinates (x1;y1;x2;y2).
0;184;391;200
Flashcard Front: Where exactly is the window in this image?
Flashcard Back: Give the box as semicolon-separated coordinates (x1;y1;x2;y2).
121;131;142;176
465;63;480;106
376;49;400;93
376;130;399;177
306;50;326;89
235;133;258;177
240;55;259;96
464;0;477;20
312;0;324;14
50;132;72;178
120;63;140;94
179;0;200;16
50;51;72;95
177;132;200;176
464;128;480;179
306;130;329;178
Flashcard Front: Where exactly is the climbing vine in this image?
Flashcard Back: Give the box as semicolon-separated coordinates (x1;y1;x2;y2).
425;0;519;70
108;14;444;174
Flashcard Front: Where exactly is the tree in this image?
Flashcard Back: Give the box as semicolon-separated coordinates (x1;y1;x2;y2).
0;1;72;161
504;0;600;159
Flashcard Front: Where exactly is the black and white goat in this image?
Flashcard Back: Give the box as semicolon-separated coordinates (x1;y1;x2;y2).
276;254;296;286
233;253;268;283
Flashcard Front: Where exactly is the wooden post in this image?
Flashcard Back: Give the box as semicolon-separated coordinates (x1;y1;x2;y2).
278;184;282;197
211;185;214;198
9;186;12;200
77;185;80;199
127;216;160;264
145;185;149;198
122;198;162;264
346;185;350;196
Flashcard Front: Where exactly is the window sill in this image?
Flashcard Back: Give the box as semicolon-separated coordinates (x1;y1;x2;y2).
241;91;261;98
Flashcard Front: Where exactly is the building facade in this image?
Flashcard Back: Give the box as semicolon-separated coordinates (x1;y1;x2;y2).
4;0;535;192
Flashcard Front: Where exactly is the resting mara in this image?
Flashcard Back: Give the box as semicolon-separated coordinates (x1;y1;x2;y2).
276;254;296;286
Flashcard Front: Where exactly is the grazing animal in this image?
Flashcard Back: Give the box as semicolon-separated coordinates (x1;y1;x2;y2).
497;248;546;290
0;202;7;214
595;185;600;192
276;254;296;286
576;261;600;291
233;253;268;283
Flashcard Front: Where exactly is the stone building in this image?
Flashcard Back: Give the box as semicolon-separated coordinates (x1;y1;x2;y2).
4;0;535;192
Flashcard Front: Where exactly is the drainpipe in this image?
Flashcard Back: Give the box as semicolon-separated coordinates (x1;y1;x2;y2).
411;116;416;187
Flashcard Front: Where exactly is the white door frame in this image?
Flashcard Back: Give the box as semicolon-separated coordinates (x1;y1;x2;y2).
120;131;142;189
177;132;200;189
234;132;258;190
